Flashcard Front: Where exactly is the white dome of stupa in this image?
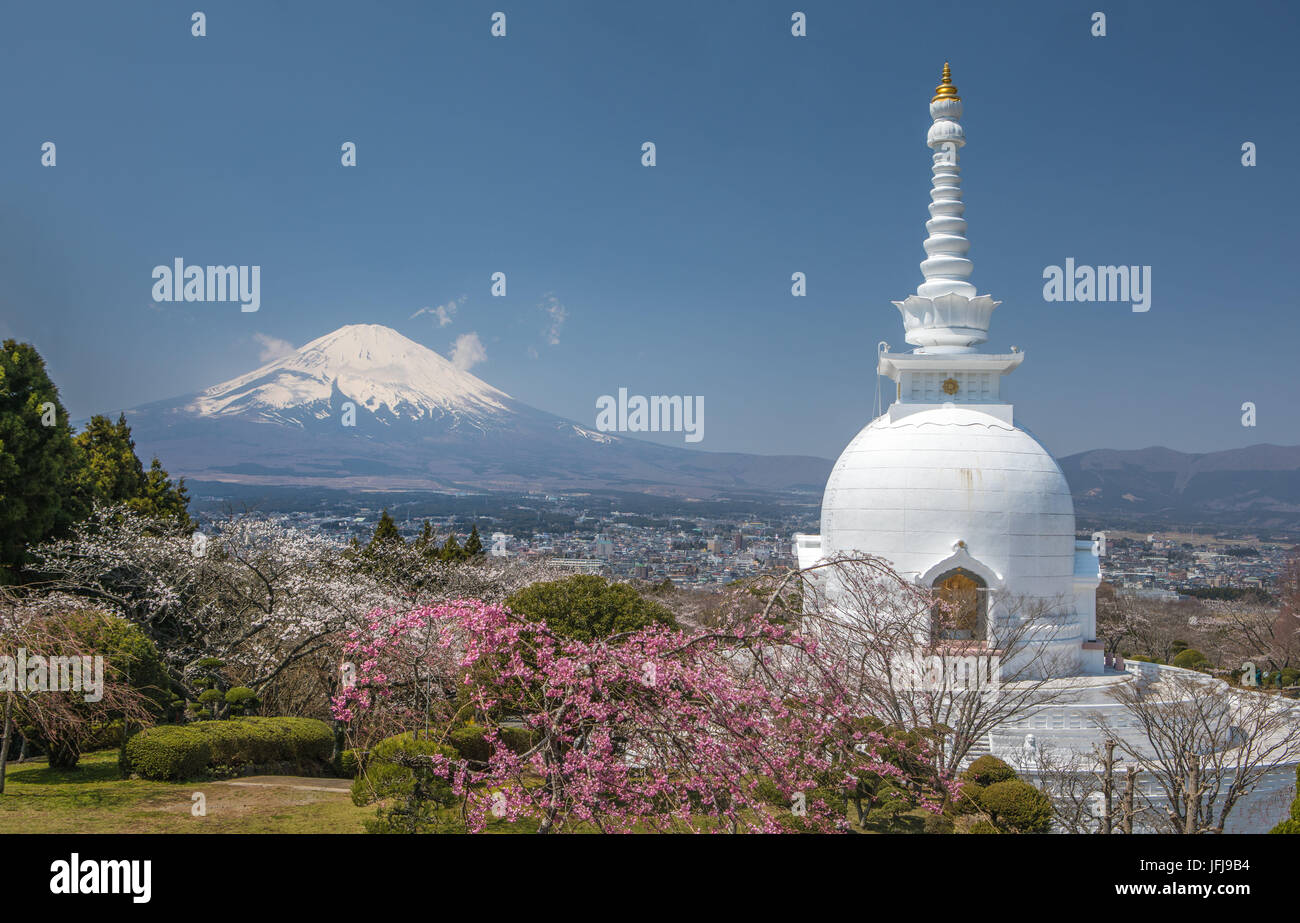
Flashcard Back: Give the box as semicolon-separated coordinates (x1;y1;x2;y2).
820;405;1076;598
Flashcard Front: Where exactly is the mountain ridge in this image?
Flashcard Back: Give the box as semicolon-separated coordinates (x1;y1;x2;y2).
123;324;831;497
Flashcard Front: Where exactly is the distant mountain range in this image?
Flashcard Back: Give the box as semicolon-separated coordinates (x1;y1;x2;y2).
119;324;1300;528
122;324;830;497
1059;444;1300;532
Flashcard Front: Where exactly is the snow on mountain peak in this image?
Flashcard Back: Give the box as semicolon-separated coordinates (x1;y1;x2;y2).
187;324;513;424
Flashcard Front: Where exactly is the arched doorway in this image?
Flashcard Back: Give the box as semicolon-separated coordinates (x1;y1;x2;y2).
932;568;988;641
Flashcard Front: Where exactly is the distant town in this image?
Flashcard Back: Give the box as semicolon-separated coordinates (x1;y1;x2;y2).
190;487;1292;599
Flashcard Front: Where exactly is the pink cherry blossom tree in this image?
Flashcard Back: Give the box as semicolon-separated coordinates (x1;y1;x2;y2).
335;592;954;834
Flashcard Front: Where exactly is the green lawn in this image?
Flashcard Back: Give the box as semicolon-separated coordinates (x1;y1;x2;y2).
0;749;372;834
1;749;859;834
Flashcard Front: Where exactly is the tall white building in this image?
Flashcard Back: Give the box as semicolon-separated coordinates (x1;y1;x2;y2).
797;63;1101;680
793;66;1297;831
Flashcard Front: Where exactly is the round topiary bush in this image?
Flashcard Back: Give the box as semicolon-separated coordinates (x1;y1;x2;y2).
448;724;493;762
447;723;536;763
954;780;985;815
224;686;260;716
196;689;223;717
351;731;459;833
504;574;678;642
498;726;535;754
1172;649;1209;670
961;755;1017;787
979;779;1053;833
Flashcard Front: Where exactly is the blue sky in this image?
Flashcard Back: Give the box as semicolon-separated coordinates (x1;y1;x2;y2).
1;0;1295;462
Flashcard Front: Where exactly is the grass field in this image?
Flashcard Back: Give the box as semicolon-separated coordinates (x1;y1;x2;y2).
0;749;862;834
0;749;372;834
0;749;587;834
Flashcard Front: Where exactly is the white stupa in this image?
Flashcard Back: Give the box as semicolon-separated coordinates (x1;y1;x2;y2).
797;63;1102;680
794;66;1298;831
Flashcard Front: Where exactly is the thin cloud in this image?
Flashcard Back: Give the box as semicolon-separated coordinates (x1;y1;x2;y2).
412;295;467;328
253;332;296;362
540;292;567;345
450;331;487;371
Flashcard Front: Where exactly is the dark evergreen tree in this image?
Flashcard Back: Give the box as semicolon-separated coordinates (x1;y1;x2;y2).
0;340;84;578
74;414;145;506
464;523;484;557
73;414;192;528
367;509;403;550
135;456;193;528
439;532;464;562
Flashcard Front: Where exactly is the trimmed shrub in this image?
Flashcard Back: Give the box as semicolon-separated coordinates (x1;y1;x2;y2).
121;717;333;780
195;689;222;719
922;813;955;834
351;731;459;833
448;724;492;762
224;686;259;716
447;723;537;763
504;574;678;642
209;716;332;768
961;755;1017;787
954;780;985;815
752;775;784;806
498;726;535;754
1172;649;1209;670
863;783;913;829
979;780;1053;833
121;726;211;781
83;719;127;752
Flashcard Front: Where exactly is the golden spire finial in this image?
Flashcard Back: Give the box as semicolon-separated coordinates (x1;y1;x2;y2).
932;61;960;102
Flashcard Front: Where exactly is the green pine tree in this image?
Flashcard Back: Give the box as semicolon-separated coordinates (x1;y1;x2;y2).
73;414;143;503
0;340;85;578
415;520;434;551
367;509;403;551
132;456;193;528
74;414;192;529
439;532;464;562
464;523;484;557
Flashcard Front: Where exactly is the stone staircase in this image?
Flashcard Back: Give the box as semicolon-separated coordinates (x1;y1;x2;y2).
955;733;992;770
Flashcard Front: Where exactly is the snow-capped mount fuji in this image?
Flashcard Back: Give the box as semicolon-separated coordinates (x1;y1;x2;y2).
123;324;831;495
186;324;515;430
